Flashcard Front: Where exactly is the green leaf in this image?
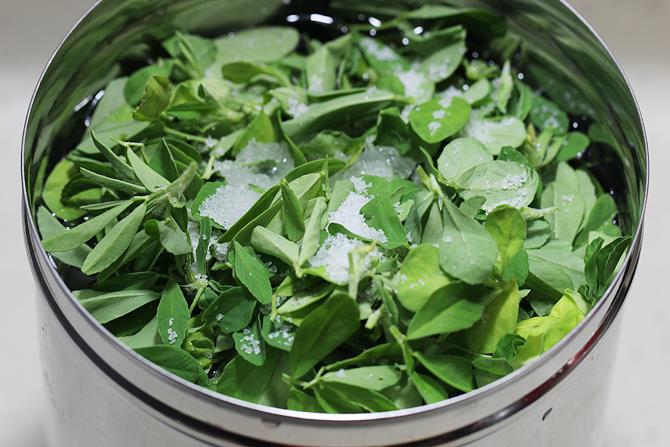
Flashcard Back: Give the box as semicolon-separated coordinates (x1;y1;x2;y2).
80;168;146;194
42;159;87;221
395;244;449;312
525;220;551;249
408;283;489;340
77;289;159;324
280;179;305;241
232;111;276;155
233;321;266;366
201;287;256;333
119;317;159;349
374;108;412;154
125;61;174;106
82;202;147;275
584;236;631;299
289;292;359;378
575;194;617;247
485;206;527;280
321;366;402;391
126;148;170;191
414;352;474;392
458;161;539;213
261;315;296;352
195;218;212;275
361;197;407;249
214;27;300;65
135;345;207;384
133;75;171;122
557;132;590;162
462;79;491;105
306;46;338;94
251;226;299;267
233;241;273;305
36;206;91;267
148;139;181;181
283;89;397;139
316;382;398;413
419;27;467;83
91;131;135;180
541;162;586;243
41;199;133;252
526;240;585;297
358;37;408;74
145;219;191;255
410;97;471;144
217;349;282;403
288;388;323;412
495;61;514;112
466;282;521;354
164;31;217;76
513;291;586;366
157;281;190;347
298;197;327;267
410;371;449;404
277;284;334;315
463;116;526;155
530;95;569;135
324;343;403;372
221;61;290;87
437;137;492;184
439;199;498;285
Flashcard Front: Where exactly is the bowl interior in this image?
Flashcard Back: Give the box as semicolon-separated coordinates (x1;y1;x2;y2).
21;0;647;443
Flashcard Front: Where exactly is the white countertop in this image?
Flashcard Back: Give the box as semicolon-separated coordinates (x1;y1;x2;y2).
0;1;667;445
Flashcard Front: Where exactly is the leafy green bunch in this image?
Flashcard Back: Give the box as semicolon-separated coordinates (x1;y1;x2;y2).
35;3;630;413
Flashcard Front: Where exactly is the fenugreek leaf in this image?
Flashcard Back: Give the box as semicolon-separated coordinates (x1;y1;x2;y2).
233;241;273;305
157;281;190;347
289;292;359;378
41;199;134;252
280;179;305;242
81;202;147;275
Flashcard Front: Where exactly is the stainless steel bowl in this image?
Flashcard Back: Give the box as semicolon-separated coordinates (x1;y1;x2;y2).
22;0;648;446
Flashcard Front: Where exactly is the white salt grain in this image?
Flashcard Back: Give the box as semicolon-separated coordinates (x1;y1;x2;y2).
199;184;260;229
328;191;387;243
287;97;309;118
337;143;415;180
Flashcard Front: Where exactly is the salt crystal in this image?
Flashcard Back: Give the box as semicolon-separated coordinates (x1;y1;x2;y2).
239;329;261;355
396;68;428;101
199;184;260;229
337;143;415;180
204;136;217;149
287;97;309;118
360;38;398;61
167;328;178;345
350;176;370;194
211;241;229;261
310;234;376;283
328;191;387;243
438;86;461;107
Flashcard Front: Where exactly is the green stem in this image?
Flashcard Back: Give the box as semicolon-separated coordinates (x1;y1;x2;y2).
165;127;208;143
189;286;206;313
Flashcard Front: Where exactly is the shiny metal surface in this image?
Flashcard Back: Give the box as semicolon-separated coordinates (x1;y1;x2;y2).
22;0;648;446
